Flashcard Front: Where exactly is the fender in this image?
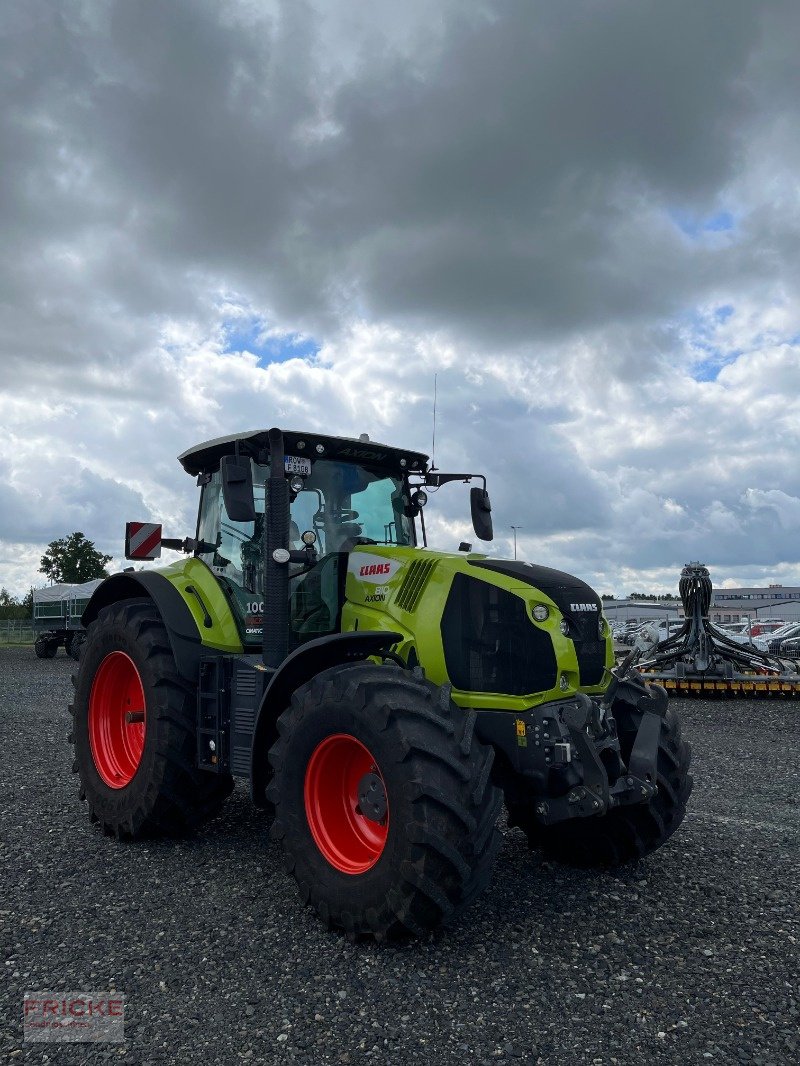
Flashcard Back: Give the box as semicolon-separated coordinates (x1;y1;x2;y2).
81;572;206;682
250;629;402;805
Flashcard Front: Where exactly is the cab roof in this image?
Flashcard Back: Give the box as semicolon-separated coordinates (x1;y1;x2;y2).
178;429;429;477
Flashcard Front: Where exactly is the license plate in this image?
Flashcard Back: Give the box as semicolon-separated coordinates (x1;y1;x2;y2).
284;455;312;477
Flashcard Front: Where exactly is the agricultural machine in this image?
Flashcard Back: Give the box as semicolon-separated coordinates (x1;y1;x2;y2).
69;428;692;939
634;563;800;697
33;580;102;660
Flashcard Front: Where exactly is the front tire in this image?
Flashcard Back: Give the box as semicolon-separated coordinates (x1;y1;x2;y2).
268;664;502;940
507;701;692;866
70;597;233;838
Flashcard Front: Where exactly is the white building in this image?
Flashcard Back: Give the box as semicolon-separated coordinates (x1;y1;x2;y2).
710;585;800;624
602;600;681;624
601;584;800;626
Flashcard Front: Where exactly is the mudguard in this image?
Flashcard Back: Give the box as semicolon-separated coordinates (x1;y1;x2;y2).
250;629;402;805
81;572;205;682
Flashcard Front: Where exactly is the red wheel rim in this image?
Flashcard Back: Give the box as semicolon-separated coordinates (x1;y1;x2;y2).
304;734;389;874
88;651;146;789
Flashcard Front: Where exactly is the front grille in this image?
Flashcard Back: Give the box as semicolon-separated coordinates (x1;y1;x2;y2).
469;559;608;688
396;560;437;612
440;574;557;695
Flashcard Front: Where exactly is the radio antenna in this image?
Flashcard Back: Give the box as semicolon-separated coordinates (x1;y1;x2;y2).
431;373;438;471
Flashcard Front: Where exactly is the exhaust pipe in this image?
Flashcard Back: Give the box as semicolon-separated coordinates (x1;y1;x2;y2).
262;427;290;669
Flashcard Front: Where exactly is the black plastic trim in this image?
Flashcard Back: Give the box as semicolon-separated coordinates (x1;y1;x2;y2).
263;427;290;669
179;429;428;477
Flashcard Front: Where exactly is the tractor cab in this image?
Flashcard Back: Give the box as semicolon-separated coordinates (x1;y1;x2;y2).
178;430;429;647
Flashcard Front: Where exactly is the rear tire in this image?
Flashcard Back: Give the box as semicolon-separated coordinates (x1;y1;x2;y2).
268;663;502;940
35;636;58;659
70;597;234;838
507;701;692;866
66;632;85;661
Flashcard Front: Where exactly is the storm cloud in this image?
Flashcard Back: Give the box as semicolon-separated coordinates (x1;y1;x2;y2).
1;0;799;597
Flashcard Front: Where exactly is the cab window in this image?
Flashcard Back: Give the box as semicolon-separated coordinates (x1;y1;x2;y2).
195;457;413;644
197;465;267;598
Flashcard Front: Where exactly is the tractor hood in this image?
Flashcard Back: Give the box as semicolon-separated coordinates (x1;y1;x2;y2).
346;548;603;619
468;560;603;619
343;546;612;706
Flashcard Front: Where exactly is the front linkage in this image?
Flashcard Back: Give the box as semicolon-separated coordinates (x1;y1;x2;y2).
477;660;667;827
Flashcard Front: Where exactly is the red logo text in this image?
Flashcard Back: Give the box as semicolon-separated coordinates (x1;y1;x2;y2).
359;563;391;577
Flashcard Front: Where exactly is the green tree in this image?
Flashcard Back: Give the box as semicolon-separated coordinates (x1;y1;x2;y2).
0;588;28;620
39;532;112;584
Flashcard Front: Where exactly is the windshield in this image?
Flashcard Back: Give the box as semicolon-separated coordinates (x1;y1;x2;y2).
289;459;413;554
195;458;413;639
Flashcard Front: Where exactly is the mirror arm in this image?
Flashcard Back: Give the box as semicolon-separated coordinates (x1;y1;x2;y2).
161;537;198;554
424;472;486;490
419;504;427;548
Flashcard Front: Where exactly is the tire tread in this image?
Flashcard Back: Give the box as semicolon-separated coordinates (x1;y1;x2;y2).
269;664;502;940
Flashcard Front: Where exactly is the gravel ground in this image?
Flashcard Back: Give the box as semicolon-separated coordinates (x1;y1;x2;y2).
1;645;798;1065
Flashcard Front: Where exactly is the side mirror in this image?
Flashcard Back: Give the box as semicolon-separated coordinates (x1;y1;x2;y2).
221;455;257;523
470;487;493;542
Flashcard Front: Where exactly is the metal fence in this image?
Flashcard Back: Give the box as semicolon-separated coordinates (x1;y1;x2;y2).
0;620;35;644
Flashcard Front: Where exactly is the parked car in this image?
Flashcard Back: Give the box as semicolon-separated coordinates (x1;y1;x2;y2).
616;619;683;647
619;622;647;645
769;623;800;655
749;619;787;637
653;619;685;643
712;621;769;652
779;636;800;658
762;620;797;640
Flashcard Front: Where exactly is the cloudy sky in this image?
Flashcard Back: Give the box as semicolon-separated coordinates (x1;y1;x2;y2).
2;0;799;598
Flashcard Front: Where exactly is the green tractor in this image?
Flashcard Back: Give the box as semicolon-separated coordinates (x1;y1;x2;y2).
70;428;692;939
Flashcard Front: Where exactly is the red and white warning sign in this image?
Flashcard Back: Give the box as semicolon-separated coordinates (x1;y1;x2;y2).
125;522;162;560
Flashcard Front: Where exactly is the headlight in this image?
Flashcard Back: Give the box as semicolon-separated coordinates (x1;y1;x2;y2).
560;618;570;637
532;604;549;622
598;617;606;638
559;673;570;691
